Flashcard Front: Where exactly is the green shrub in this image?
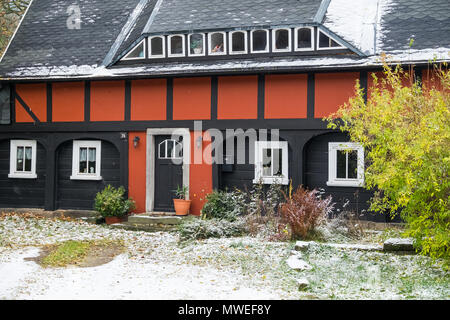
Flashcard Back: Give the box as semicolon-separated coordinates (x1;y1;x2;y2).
94;185;135;218
201;190;244;221
178;218;247;241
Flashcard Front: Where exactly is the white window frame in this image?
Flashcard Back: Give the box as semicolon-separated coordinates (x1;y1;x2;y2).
294;27;314;52
250;29;269;53
188;33;206;57
121;39;146;61
168;34;186;57
272;28;292;52
208;32;227;55
229;31;248;55
148;36;166;59
253;141;289;185
71;140;102;181
9;140;37;179
317;29;345;50
327;142;364;187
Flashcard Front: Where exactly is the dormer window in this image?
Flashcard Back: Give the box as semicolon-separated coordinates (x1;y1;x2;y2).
251;30;269;53
188;33;205;56
295;27;314;51
272;29;291;52
317;29;344;50
122;39;146;60
149;36;165;58
209;32;226;55
168;34;185;57
229;31;247;55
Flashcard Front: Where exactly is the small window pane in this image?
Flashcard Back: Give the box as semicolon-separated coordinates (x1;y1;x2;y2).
0;84;10;125
272;148;282;176
16;146;24;171
319;32;341;48
231;32;245;52
336;150;346;179
79;147;87;173
170;36;183;55
151;37;163;56
262;148;272;176
24;147;32;172
252;30;267;51
210;33;224;53
275;30;289;50
297;28;311;49
125;42;144;59
347;150;358;179
88;148;96;174
190;34;204;55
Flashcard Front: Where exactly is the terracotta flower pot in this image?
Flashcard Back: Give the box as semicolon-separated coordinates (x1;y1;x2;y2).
105;216;127;225
173;199;191;216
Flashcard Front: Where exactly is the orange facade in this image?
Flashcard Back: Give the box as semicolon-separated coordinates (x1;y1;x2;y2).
173;77;211;120
128;131;147;213
265;74;308;119
52;82;85;122
217;75;258;119
131;79;167;121
314;72;359;118
90;80;125;121
15;83;47;123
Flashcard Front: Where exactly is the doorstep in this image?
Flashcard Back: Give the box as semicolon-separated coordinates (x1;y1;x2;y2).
108;213;194;233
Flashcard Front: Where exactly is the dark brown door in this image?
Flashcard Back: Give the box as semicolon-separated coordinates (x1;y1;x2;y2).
154;135;183;212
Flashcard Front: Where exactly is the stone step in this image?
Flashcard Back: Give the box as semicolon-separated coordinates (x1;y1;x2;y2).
127;214;184;225
108;221;178;232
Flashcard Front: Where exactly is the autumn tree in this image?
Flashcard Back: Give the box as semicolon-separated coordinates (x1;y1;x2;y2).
327;60;449;265
0;0;30;57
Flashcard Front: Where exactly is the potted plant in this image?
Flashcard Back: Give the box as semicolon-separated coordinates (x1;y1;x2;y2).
173;185;191;216
190;39;203;54
94;185;135;224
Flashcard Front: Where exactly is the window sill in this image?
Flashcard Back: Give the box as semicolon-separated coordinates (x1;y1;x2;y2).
70;175;103;181
253;177;289;185
8;173;37;179
326;180;364;188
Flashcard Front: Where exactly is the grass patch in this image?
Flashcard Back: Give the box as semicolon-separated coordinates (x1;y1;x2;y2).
40;240;124;268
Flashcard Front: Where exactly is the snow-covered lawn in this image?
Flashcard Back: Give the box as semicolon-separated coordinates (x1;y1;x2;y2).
0;214;448;300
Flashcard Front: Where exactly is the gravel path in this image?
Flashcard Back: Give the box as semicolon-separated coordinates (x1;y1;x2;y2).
0;215;293;300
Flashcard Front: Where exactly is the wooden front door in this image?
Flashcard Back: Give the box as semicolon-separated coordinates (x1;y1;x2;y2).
153;135;183;212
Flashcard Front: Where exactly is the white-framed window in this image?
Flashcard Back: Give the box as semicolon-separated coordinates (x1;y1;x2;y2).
208;32;226;55
250;29;269;53
229;31;248;55
272;28;291;52
9;140;37;179
317;29;345;50
295;27;314;51
71;140;102;181
168;34;185;57
148;36;165;58
327;142;364;187
254;141;289;185
158;139;183;159
121;39;146;61
188;33;206;57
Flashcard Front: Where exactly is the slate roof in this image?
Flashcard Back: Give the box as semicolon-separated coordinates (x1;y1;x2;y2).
0;0;449;80
143;0;322;34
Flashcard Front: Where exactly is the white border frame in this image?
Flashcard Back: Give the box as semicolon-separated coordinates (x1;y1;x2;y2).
188;33;206;57
146;128;191;212
168;34;186;57
294;27;314;52
148;36;166;59
327;142;364;187
317;29;345;50
70;140;102;181
272;28;292;53
121;39;146;61
250;29;270;53
9;140;37;179
229;31;248;55
208;32;227;55
253;141;289;185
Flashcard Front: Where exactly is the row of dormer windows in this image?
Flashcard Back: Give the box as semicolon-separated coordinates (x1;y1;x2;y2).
122;28;345;61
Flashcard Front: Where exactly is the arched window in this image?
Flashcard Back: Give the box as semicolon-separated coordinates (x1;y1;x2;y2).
168;35;185;57
158;139;183;159
295;27;314;51
272;29;291;52
251;29;269;53
209;32;226;55
229;31;247;54
149;36;165;58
